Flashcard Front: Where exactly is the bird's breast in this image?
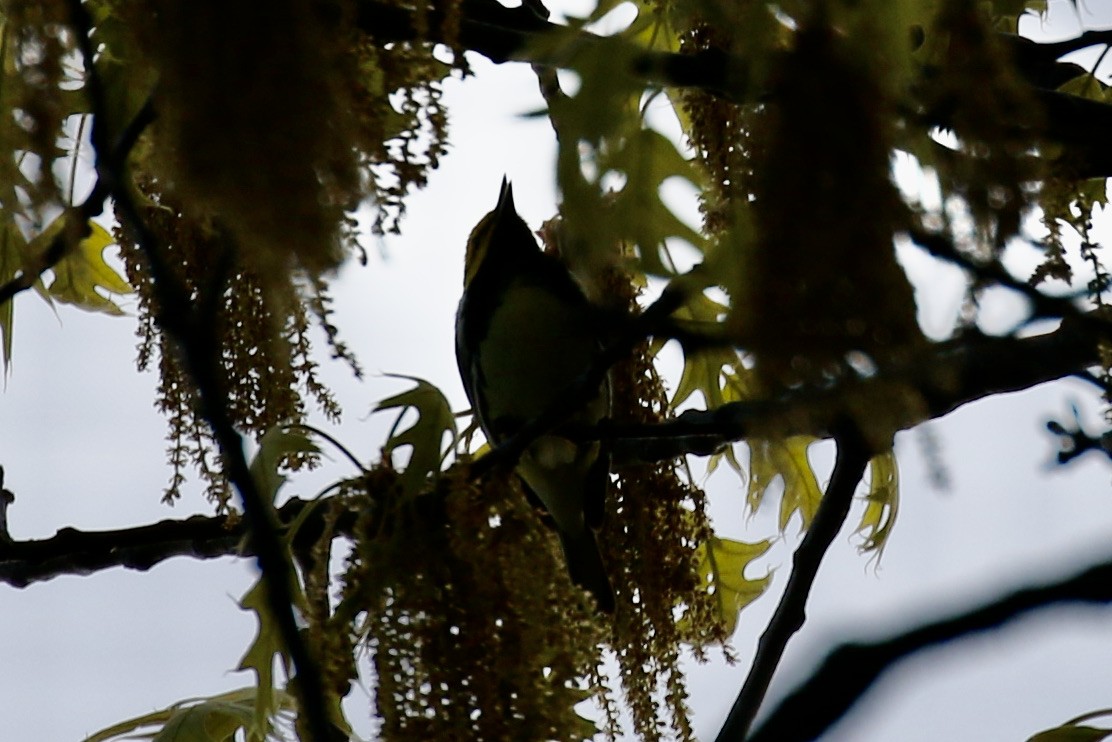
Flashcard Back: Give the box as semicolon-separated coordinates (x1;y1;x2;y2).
478;281;607;428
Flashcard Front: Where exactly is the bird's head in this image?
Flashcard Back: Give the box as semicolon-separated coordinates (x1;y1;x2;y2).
463;178;536;287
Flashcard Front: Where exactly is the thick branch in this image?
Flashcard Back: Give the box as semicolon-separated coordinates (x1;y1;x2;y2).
604;316;1100;462
714;425;873;742
2;319;1096;587
0;513;243;588
747;551;1112;742
1004;30;1112;89
355;0;752;101
356;0;1112;177
357;0;1100;99
0;497;361;589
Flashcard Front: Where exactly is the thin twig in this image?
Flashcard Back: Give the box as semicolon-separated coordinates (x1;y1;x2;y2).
715;423;873;742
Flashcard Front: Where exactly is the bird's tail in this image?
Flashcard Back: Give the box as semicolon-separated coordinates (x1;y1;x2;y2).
559;527;615;613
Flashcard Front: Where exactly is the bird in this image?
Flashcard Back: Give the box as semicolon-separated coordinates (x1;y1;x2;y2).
455;178;615;612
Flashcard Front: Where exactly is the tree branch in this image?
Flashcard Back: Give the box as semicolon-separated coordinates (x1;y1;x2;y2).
602;315;1101;463
355;0;753;101
355;0;1112;177
0;314;1096;590
64;4;340;740
0;496;360;589
0;512;244;588
714;424;874;742
1046;406;1112;465
746;550;1112;742
1004;30;1112;89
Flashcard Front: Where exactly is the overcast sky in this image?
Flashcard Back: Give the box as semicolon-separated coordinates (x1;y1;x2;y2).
4;2;1112;740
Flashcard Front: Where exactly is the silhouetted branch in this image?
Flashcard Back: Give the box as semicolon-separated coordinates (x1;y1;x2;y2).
906;224;1097;323
0;512;243;588
747;551;1112;742
65;4;340;740
714;424;873;742
355;0;1112;177
0;497;363;589
0;498;360;591
355;0;753;101
1002;31;1103;90
601;316;1101;462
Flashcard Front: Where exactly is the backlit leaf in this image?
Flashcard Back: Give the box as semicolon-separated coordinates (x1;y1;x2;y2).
685;536;773;636
250;425;321;505
856;450;900;556
1027;726;1112;742
747;437;823;531
236;580;292;739
0;221;28;371
1028;710;1112;742
375;374;457;495
41;221;132;314
598;128;706;276
80;687;295;742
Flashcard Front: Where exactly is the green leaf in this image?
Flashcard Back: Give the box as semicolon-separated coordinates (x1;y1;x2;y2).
237;573;352;741
0;213;56;371
668;290;735;407
685;536;773;636
237;427;319;738
236;580;291;740
747;437;823;531
672;347;737;410
153;701;249;742
856;450;900;556
1057;72;1110;104
0;221;27;371
40;220;132;314
585;0;639;24
90;8;159;148
989;0;1048;31
374;374;457;496
1027;726;1112;742
668;305;830;530
250;425;321;505
706;442;744;477
0;215;133;370
599;128;706;276
80;687;295;742
1029;710;1112;742
537;19;705;280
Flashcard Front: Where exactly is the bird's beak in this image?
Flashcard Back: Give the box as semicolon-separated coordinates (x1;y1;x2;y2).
496;177;514;218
